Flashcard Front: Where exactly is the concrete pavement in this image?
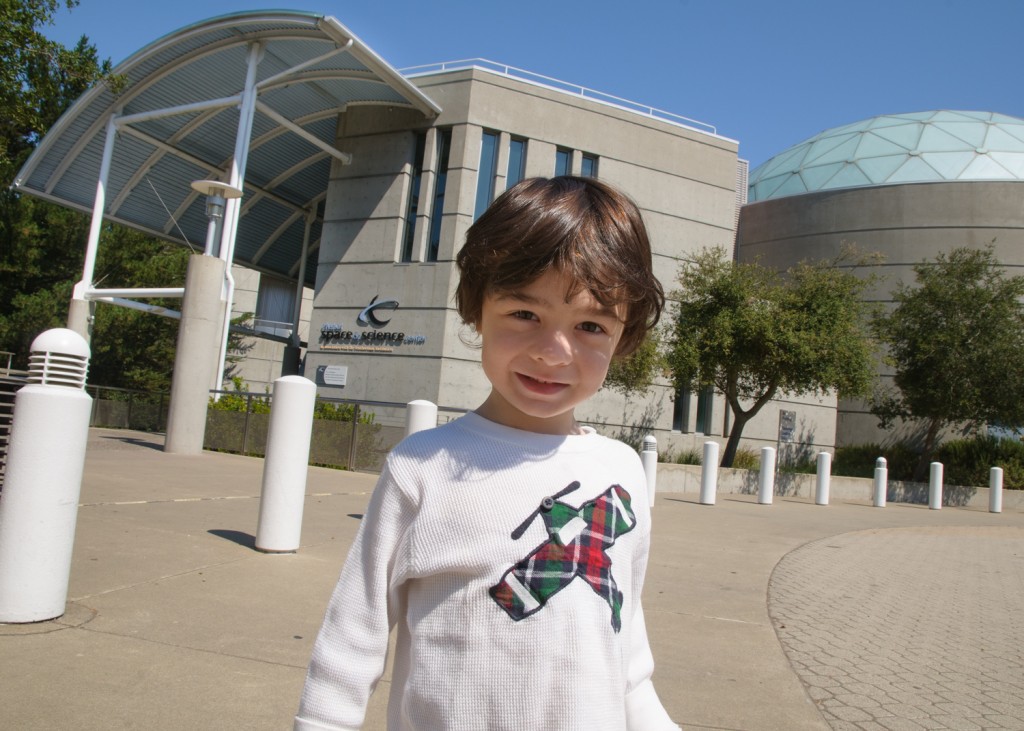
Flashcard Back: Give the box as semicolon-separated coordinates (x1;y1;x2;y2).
1;427;1022;730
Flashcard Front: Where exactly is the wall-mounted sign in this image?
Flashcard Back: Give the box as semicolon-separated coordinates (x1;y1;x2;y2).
357;295;399;328
319;294;426;353
321;365;348;386
778;410;796;443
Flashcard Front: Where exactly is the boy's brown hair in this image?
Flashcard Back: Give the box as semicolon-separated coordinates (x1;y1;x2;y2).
455;176;664;357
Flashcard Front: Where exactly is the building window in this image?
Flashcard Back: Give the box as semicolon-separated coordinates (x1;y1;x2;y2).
400;132;426;262
507;137;526;188
474;131;499;220
555;147;571;176
581;153;598;178
696;386;714;435
672;387;691;432
427;129;452;262
254;275;296;338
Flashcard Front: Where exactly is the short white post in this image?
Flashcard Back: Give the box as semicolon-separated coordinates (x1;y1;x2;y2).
640;435;658;508
699;441;719;505
0;329;92;622
255;376;317;553
873;457;888;507
929;462;943;510
989;467;1003;514
405;399;438;436
758;447;776;505
815;452;831;505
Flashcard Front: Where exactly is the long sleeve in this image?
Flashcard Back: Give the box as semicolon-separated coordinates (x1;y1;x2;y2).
295;463;417;731
625;599;681;730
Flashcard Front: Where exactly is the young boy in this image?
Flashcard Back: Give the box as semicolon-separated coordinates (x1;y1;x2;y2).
295;176;679;730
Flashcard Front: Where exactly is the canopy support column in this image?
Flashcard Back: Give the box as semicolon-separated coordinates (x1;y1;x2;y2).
214;41;263;394
68;114;118;340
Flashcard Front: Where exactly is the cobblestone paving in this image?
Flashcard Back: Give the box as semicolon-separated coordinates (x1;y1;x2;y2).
768;526;1024;731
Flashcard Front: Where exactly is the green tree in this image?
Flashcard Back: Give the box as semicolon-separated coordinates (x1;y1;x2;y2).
0;0;113;363
602;331;664;396
0;0;187;393
871;246;1024;478
667;247;876;467
87;226;189;392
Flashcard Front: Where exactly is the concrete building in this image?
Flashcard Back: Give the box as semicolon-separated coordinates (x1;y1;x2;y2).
738;110;1024;447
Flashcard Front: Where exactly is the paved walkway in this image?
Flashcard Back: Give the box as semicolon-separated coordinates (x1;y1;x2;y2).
770;527;1024;731
0;428;1021;730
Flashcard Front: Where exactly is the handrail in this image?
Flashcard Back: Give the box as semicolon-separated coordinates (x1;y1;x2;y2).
400;58;719;136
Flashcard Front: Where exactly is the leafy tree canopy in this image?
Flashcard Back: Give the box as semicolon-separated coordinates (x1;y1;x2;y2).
667;246;877;467
0;0;188;393
871;245;1024;476
602;331;664;396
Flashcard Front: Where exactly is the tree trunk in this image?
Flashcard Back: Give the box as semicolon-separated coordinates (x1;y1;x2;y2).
912;417;943;481
720;412;752;467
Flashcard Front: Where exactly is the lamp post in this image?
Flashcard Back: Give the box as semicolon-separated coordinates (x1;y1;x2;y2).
164;180;242;453
191;179;243;400
190;180;243;257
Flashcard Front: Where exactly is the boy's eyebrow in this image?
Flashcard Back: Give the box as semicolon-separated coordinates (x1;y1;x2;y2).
496;289;622;319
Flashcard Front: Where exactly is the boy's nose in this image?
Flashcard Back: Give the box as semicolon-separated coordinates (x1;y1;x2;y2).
533;328;573;365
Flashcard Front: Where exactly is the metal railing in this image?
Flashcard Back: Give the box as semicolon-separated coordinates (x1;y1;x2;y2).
84;385;467;473
2;377;467;476
400;58;721;137
88;385;169;433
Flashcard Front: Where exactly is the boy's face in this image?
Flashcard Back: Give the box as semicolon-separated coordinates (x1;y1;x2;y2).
474;267;625;435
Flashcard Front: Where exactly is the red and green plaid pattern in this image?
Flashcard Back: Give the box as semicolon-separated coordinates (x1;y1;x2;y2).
489;483;636;632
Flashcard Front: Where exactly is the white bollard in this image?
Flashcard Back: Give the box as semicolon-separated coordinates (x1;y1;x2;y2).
758;447;776;505
873;457;888;507
0;329;92;622
929;462;943;510
699;441;719;505
405;399;438;437
640;435;658;508
815;452;831;505
989;467;1003;514
255;376;317;553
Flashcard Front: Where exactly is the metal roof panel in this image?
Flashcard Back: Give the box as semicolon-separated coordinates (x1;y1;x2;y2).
14;10;441;288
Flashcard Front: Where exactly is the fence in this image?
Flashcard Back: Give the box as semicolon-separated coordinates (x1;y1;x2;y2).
86;386;466;473
88;385;169;432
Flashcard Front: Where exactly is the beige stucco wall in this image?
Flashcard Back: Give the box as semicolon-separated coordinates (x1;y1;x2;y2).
736;179;1024;447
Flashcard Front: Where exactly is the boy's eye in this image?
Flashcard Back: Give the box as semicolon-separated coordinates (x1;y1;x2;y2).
579;321;606;334
511;310;537;321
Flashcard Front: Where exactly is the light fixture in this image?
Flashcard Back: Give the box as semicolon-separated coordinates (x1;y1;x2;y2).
190;179;243;257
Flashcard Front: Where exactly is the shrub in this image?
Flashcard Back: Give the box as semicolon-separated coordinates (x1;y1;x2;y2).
832;443;918;480
208;376;270;414
730;448;760;471
659;446;700;464
831;437;1024;488
936;436;1024;489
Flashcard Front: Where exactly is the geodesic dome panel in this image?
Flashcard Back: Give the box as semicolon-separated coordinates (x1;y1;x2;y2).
749;111;1024;202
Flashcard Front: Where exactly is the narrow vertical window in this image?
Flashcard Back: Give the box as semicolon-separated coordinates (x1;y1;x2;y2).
672;387;691;432
474;131;499;220
427;129;452;262
507;137;526;188
554;147;571;176
400;132;426;262
581;153;598;178
695;386;714;435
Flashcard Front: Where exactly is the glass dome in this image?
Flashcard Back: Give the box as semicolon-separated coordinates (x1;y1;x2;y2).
748;111;1024;202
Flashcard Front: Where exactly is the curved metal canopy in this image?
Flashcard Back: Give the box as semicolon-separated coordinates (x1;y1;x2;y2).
14;10;441;287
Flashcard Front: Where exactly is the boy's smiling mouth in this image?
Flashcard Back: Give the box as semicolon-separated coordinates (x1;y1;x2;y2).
516;373;569;394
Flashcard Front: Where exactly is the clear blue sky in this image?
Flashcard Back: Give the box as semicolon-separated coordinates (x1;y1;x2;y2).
44;0;1024;169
